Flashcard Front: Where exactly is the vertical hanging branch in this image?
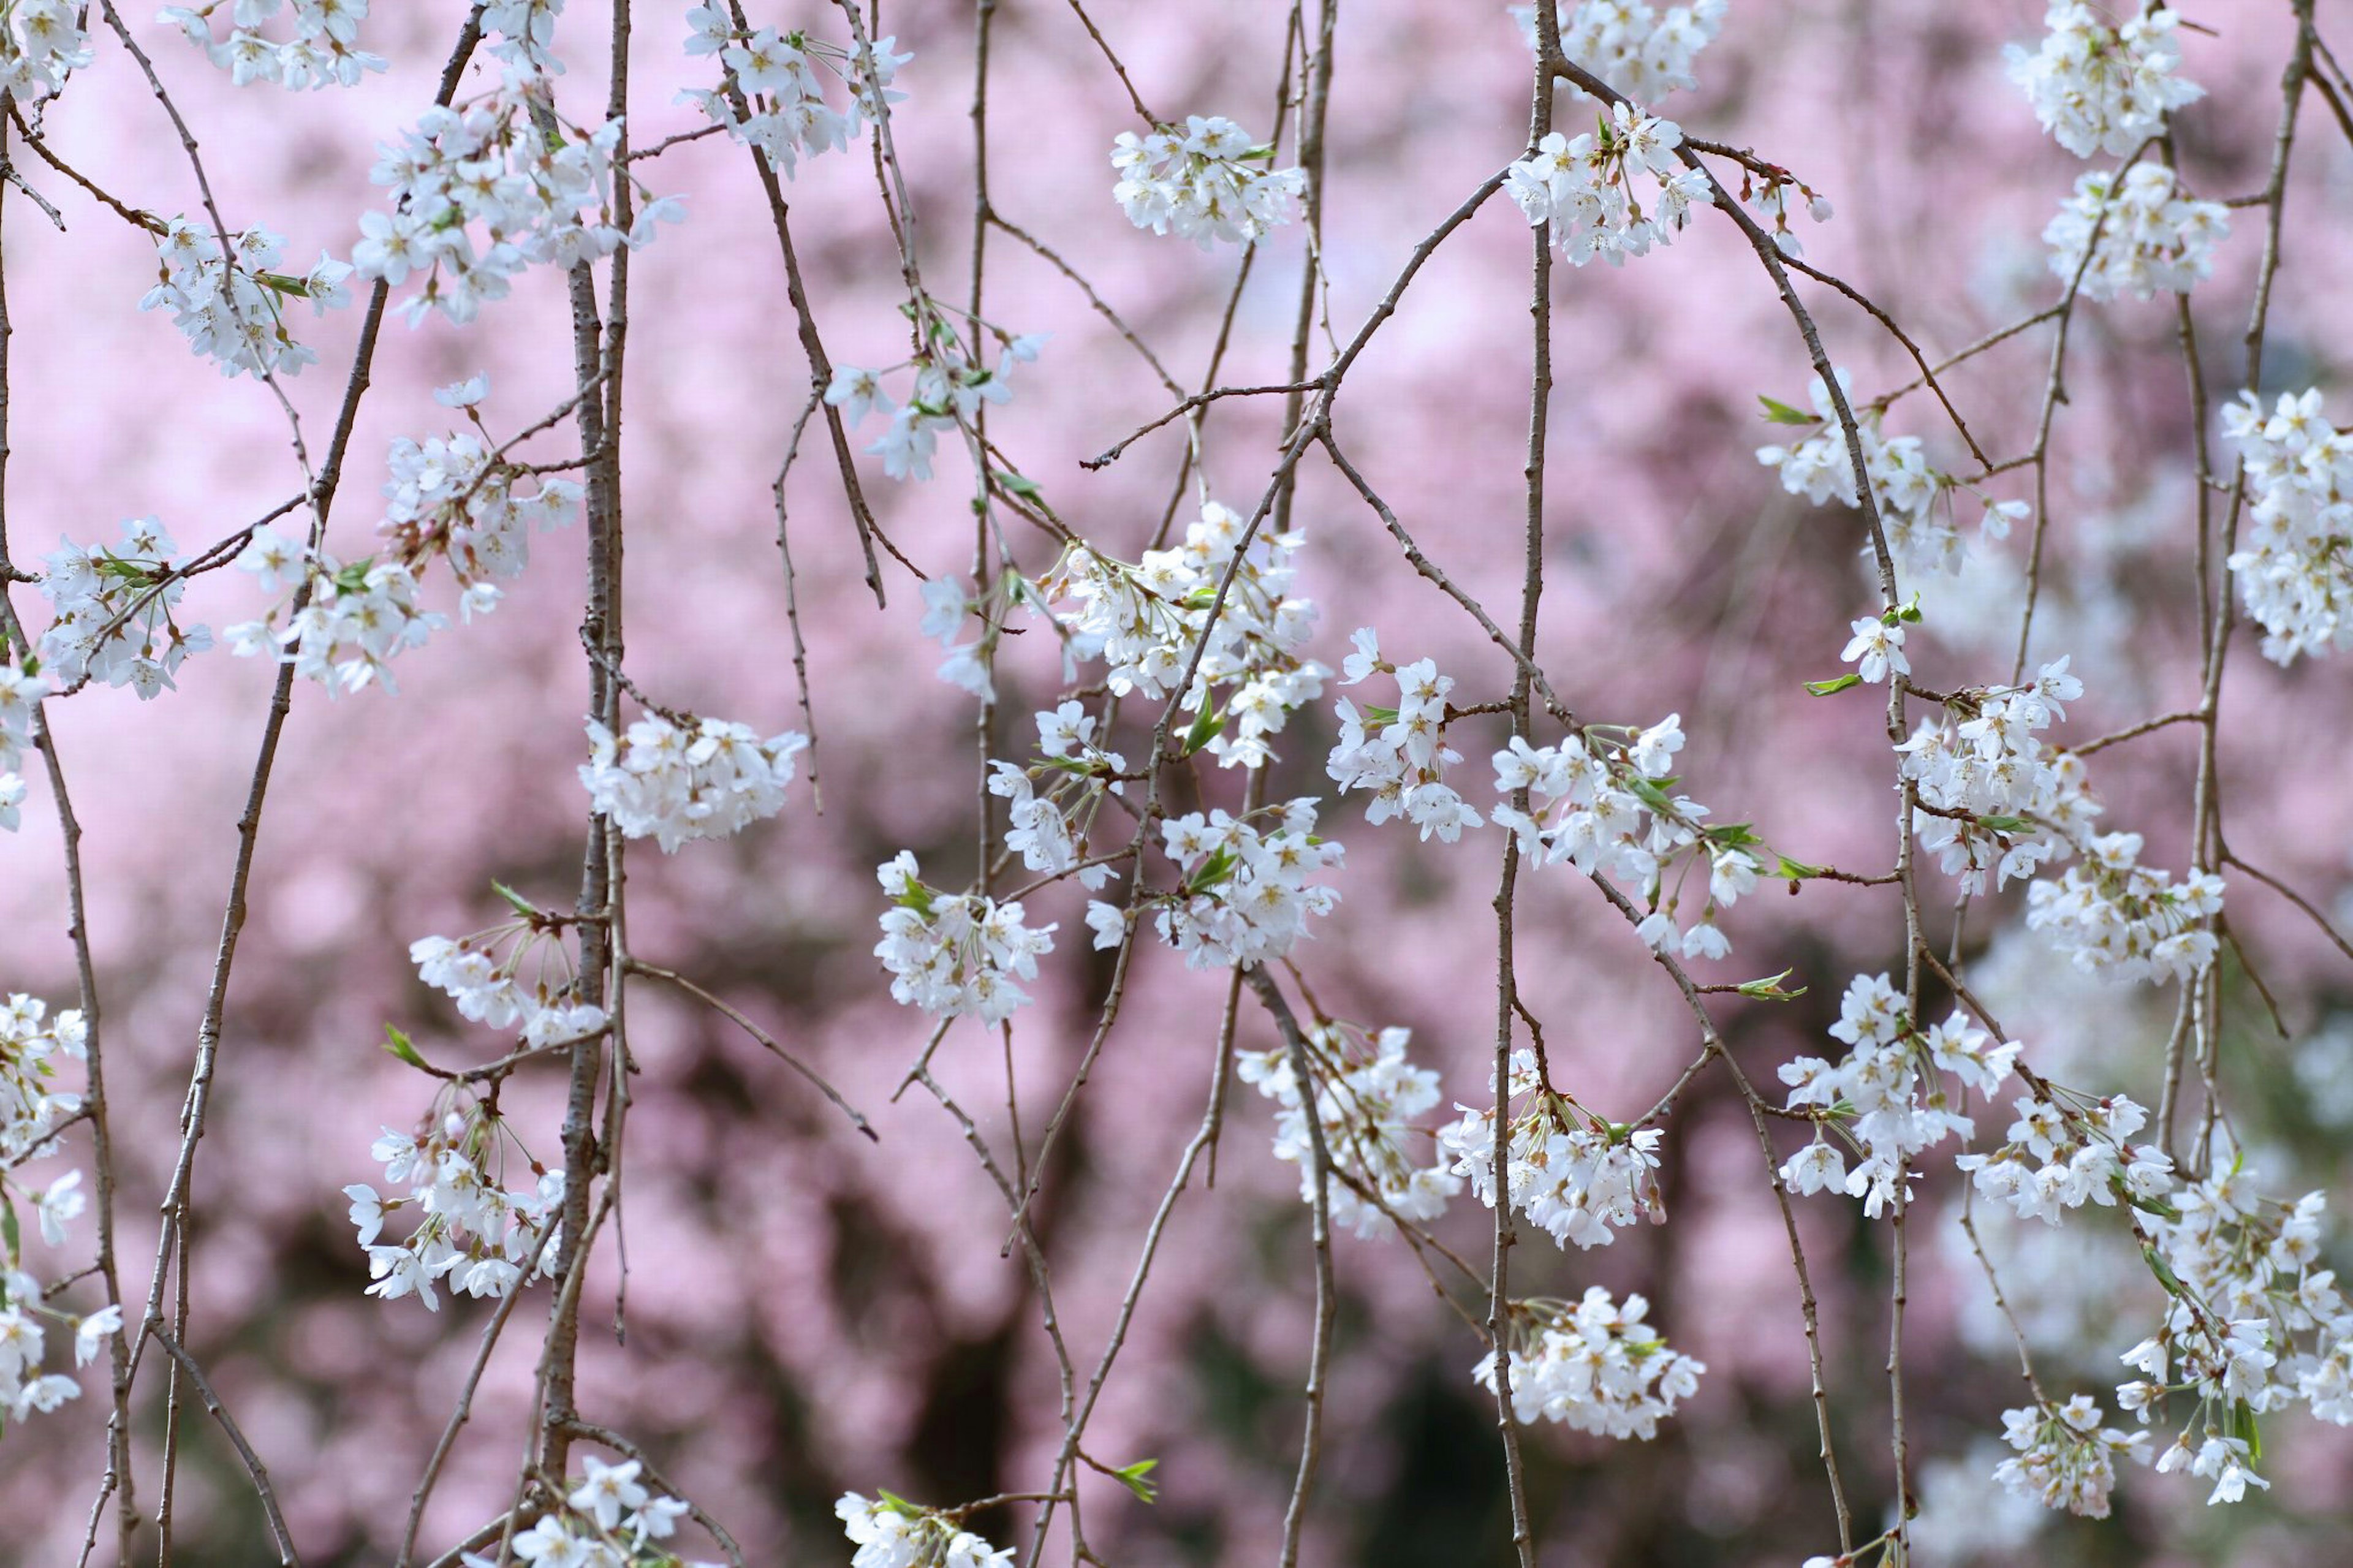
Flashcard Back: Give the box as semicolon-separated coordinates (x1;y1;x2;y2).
532;0;634;1491
0;115;140;1568
1486;9;1558;1566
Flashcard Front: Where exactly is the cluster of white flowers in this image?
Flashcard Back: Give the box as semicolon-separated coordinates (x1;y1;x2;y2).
580;711;809;853
1476;1288;1705;1439
373;377;585;615
1326;629;1483;843
1237;1020;1458;1240
681;12;908;178
836;1493;1012;1568
1956;1091;2170;1225
141;217;349;380
159;0;388;91
2116;1170;2353;1498
987;702;1125;892
410;923;612;1051
1438;1048;1664;1249
2046;164;2229;302
455;1458;707;1566
0;0;91;103
875;853;1056;1025
2006;3;2203;158
227;379;583;692
480;0;564;66
1896;659;2095;894
353;71;682;327
1489;714;1759;961
2024;830;2222;985
227;542;440;694
2224;389;2353;664
1506;105;1711;267
1038;505;1326;770
0;994;86;1167
1510;1;1727;100
1116;799;1341;970
1110;115;1305;248
1757;370;2025;578
347;1110;564;1311
1993;1395;2149;1518
0;660;49;832
37;517;214;699
826;315;1047;483
0;995;112;1426
1778;974;2019;1216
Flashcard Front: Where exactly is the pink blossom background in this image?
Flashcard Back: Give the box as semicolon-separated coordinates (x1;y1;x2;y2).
2;1;2351;1564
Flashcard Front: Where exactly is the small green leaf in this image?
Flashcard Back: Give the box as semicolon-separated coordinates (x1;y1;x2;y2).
2232;1398;2262;1462
1775;854;1827;881
2142;1241;2184;1297
1736;967;1808;1001
1112;1457;1160;1503
994;470;1042;498
381;1024;428;1070
0;1194;17;1262
1976;814;2031;834
1804;673;1863;697
491;881;540;918
1757;394;1815;426
1187;847;1238;895
1181;703;1226;757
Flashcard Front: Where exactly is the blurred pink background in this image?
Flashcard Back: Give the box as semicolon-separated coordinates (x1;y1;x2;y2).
2;1;2351;1563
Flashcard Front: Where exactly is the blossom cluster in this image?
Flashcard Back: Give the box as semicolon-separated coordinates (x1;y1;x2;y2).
1955;1089;2170;1225
1757;370;2023;578
1510;1;1727;101
346;1108;565;1310
1326;629;1482;843
1037;504;1326;770
373;379;586;615
1896;658;2094;895
581;711;809;853
2045;164;2229;303
140;217;349;381
228;382;583;692
1993;1395;2149;1518
2119;1170;2353;1496
1110;115;1305;248
2023;830;2223;984
0;0;91;103
825;310;1046;484
352;70;682;327
410;922;612;1051
836;1492;1012;1568
1506;105;1711;267
456;1458;707;1566
37;517;214;699
1;993;119;1426
2004;2;2204;158
875;854;1056;1025
1120;799;1341;970
2224;388;2353;664
1778;973;2019;1216
681;12;909;179
1438;1048;1664;1249
1476;1288;1705;1439
987;702;1125;892
0;659;45;831
1488;713;1761;961
159;0;388;91
1237;1020;1458;1240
